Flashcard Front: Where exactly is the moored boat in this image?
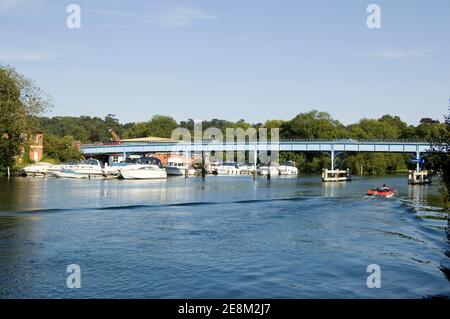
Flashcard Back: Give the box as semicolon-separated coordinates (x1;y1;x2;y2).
237;163;255;175
119;165;167;179
214;162;240;175
48;159;104;178
278;161;298;176
22;162;53;176
258;163;279;176
164;157;195;176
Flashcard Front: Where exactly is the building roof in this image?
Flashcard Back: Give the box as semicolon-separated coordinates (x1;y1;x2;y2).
121;136;175;143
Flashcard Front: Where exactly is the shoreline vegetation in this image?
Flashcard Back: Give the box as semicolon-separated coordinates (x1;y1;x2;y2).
1;66;449;206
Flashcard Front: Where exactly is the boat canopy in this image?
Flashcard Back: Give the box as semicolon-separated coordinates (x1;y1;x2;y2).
137;156;162;167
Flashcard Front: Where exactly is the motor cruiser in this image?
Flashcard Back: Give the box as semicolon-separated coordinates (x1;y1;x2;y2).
214;162;240;175
258;163;279;176
278;161;298;176
119;165;167;179
164;157;196;176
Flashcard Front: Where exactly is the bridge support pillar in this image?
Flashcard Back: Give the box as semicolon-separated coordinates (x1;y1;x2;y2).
123;152;127;162
416;152;421;172
330;150;335;170
408;152;431;185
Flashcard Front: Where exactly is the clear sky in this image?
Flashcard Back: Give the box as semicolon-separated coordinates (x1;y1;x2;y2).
1;0;449;125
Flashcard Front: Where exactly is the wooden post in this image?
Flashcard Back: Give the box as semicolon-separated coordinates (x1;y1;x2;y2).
253;149;257;180
201;151;206;179
185;150;189;178
7;166;10;178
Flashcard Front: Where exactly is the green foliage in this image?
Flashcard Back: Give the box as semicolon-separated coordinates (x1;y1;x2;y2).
37;114;123;143
124;115;178;138
281;110;347;139
0;68;24;171
348;119;399;139
0;65;52;172
43;134;82;163
430;111;450;201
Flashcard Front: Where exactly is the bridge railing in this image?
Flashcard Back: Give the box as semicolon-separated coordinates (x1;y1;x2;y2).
83;138;431;147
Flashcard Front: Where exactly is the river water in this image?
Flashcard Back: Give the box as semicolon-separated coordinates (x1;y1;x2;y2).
0;175;449;298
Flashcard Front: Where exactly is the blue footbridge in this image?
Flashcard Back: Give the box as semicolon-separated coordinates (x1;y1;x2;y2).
80;139;434;173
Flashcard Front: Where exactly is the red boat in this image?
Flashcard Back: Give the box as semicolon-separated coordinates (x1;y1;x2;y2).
367;186;397;198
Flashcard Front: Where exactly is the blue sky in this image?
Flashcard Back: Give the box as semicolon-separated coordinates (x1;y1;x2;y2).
1;0;449;125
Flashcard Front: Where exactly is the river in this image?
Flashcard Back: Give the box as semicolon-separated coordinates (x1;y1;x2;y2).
0;175;449;298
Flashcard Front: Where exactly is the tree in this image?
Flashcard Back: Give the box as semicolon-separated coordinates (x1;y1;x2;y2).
44;134;81;163
124;115;178;138
431;111;450;201
0;68;24;171
281;110;346;139
0;66;52;172
348;118;399;139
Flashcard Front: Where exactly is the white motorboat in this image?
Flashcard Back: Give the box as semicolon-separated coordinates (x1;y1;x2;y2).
119;165;167;179
164;157;195;176
48;159;104;178
72;159;104;175
258;163;280;176
207;161;221;174
215;162;240;175
22;162;53;176
46;162;79;174
237;163;256;175
278;161;298;176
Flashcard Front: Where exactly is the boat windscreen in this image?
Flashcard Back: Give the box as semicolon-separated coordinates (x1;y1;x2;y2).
137;156;162;167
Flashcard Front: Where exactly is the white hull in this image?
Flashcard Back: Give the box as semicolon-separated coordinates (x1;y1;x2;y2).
237;166;256;175
49;168;104;178
103;164;145;177
51;171;90;179
22;162;53;176
165;166;196;176
278;166;298;175
47;159;104;178
215;167;240;175
258;167;279;176
71;168;104;175
119;166;167;179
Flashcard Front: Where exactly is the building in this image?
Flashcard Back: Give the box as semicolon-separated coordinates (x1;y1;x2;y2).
29;133;44;162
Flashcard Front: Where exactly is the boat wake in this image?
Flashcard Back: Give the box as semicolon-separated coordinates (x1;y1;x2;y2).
0;196;322;215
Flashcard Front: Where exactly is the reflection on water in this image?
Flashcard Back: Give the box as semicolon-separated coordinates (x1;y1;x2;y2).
0;178;46;211
0;175;449;298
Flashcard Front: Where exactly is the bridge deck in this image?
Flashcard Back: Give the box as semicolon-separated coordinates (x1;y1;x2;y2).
80;140;432;155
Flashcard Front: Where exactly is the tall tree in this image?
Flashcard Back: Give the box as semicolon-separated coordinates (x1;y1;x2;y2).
431;111;450;201
281;110;346;139
0;66;52;172
124;115;178;138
